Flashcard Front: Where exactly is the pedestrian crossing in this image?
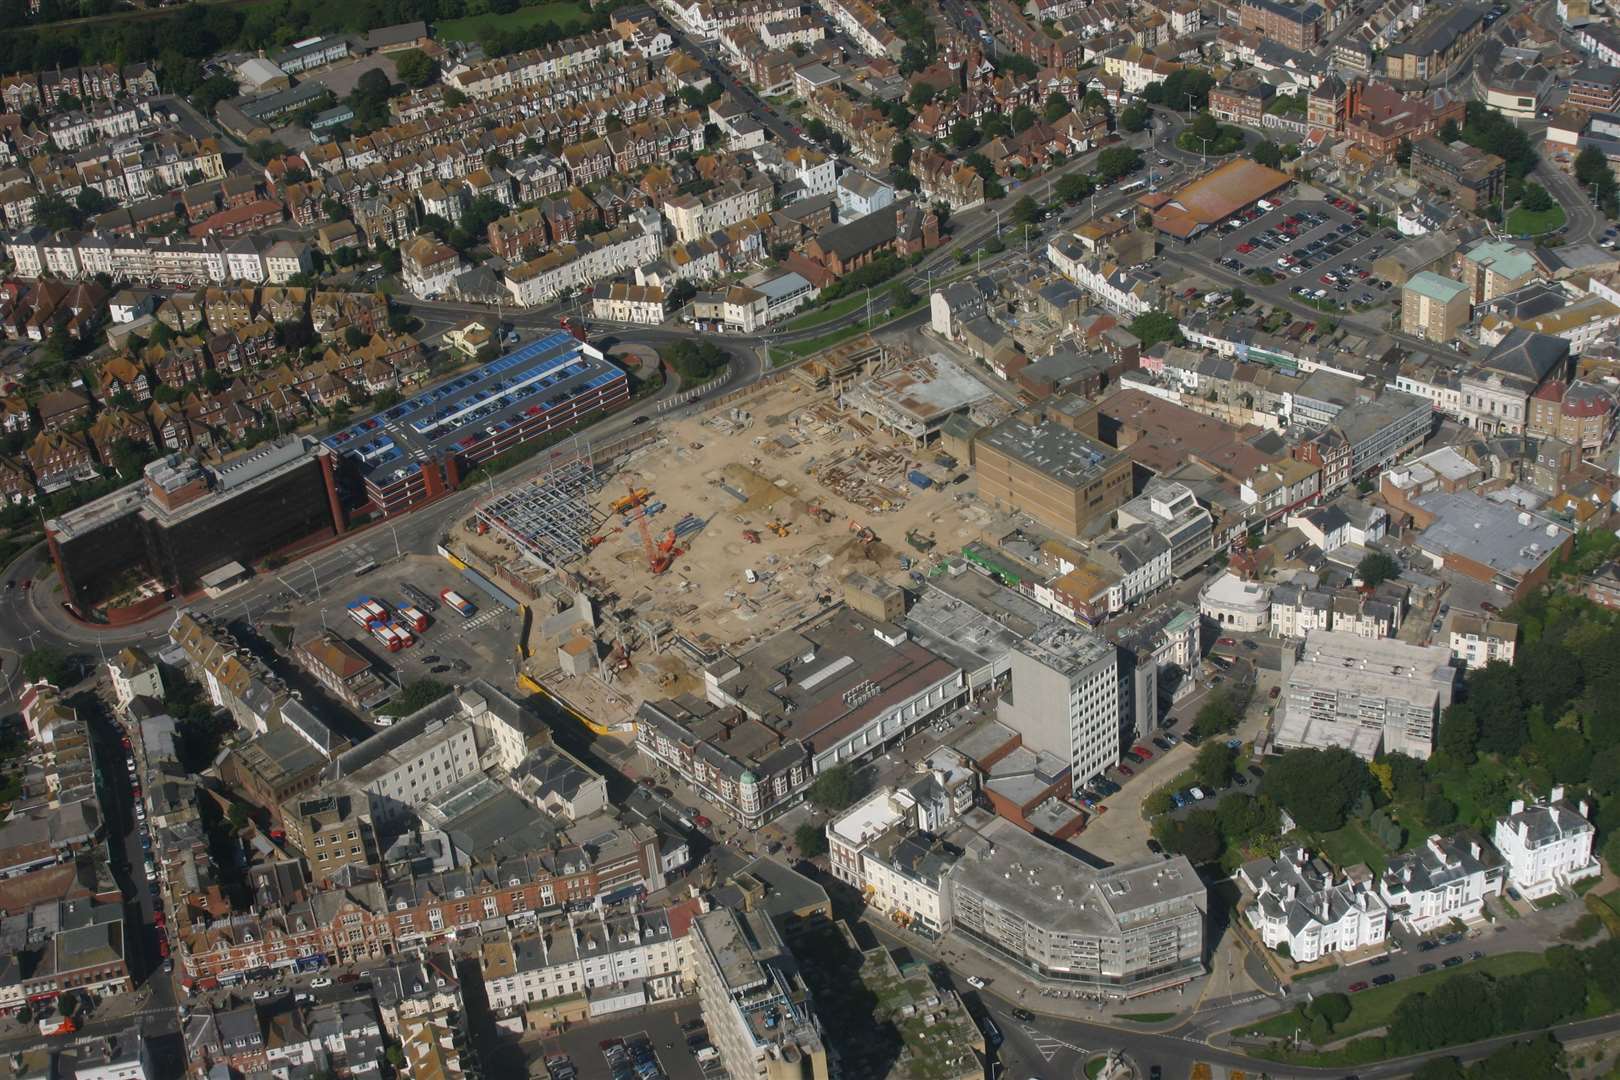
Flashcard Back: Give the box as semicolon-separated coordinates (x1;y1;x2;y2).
453;608;508;633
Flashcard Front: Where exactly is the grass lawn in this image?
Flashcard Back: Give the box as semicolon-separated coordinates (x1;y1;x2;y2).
1240;952;1548;1044
780;298;927;358
1084;1058;1106;1079
1117;1012;1175;1023
1504;204;1567;235
436;2;589;41
783;292;868;331
1309;820;1390;874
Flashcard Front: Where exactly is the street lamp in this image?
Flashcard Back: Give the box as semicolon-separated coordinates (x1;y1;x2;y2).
387;521;402;560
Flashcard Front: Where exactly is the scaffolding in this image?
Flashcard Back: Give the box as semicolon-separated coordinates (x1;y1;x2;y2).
474;439;602;569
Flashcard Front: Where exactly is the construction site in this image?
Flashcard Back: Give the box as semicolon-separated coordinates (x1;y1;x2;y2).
442;337;1019;736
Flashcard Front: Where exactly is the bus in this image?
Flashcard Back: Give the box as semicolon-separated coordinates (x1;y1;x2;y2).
1119;179;1147;195
352;558;379;579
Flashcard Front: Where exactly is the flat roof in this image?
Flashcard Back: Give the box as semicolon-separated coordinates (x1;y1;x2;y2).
1413;490;1573;579
1153;158;1291;239
321;332;622;481
978;418;1120;488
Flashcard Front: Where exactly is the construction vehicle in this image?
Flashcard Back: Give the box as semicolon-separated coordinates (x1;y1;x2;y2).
806;505;834;523
767;520;789;538
611;488;651;514
849;521;876;544
658;529;678;554
742;529;761;544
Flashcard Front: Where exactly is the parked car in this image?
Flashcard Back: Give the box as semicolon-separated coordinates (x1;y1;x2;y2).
965;975;986;989
1372;974;1396;986
1348;981;1370;993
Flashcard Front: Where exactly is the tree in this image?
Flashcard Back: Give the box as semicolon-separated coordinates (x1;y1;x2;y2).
1011;105;1037;133
1312;992;1351;1025
1011;195;1041;226
393;49;439;89
1252;140;1283;168
1216;792;1278;844
1192;688;1241;739
21;648;72;686
1437;701;1479;765
1395;138;1413;166
807;765;858;812
1043;90;1071;123
888;282;916;310
949;119;980;150
1154;810;1222;863
1356;550;1400;587
1128;309;1180;348
1422;791;1457;828
1263;747;1370;832
1520;182;1554;214
891;138;913;173
1096;146;1143;184
227;802;250;831
377;679;451;717
1121;103;1150;133
1192;741;1237;791
908;82;936;109
1055;172;1095;204
663;340;728;383
794;822;828;857
1470;661;1527;756
1440;118;1461;143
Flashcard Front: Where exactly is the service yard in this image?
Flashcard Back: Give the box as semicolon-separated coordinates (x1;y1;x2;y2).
1199;197;1397;312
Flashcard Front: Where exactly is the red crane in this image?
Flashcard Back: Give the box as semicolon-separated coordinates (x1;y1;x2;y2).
630;481;672;574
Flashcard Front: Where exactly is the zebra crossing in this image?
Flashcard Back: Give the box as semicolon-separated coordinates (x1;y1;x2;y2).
453;608;508;634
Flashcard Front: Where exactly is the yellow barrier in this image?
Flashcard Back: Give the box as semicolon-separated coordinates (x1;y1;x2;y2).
516;673;618;736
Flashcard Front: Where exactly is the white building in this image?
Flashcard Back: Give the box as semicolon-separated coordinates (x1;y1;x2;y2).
998;623;1124;787
1274;630;1458;760
1444;611;1517;669
480;907;687;1015
1492;788;1600;900
1380;833;1503;932
325;706;481;828
825;771;975;933
1198;571;1271;633
265;239;313;284
1239;846;1389;963
836;170;896;220
107;646;163;711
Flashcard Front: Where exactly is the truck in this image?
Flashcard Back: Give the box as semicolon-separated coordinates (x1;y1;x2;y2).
397;605;428;634
40;1019;75;1037
907;469;933;489
441;590;476;618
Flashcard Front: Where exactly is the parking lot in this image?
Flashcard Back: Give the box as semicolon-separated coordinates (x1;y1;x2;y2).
258;552;521;724
1197;197;1398;311
550;1008;712;1080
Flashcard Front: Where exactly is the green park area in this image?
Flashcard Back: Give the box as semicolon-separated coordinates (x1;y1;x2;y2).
436;2;590;42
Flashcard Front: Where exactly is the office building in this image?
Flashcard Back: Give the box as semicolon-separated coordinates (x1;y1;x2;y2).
944;816;1205;997
973;418;1132;539
1274;630;1458;760
689;908;830;1080
998;623;1123;787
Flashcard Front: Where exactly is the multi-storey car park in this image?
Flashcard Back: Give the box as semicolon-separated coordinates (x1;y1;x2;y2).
323;331;629;516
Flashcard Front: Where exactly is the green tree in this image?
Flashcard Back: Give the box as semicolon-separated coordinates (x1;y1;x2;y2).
1422;791;1457;828
1096;145;1143;184
1154;810;1222;863
227;802;250;831
1395;138;1413;167
1356;550;1400;586
1437;701;1479;765
1055;172;1096;204
949;119;980;150
20;648;72;686
1011;195;1041;226
888;282;916;310
1127;309;1180;348
1263;747;1370;832
377;678;452;717
663;340;728;382
1252;140;1283;168
795;822;828;857
343;325;367;350
1120;103;1150;132
1192;741;1236;791
1520;183;1554;213
1011;105;1037;133
807;765;858;812
908;82;936;109
1192;688;1241;739
1312;992;1351;1025
1043;91;1071;123
393;49;439;89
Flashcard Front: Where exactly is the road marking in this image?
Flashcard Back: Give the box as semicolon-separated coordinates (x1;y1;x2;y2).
1022;1027;1086;1062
